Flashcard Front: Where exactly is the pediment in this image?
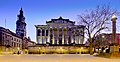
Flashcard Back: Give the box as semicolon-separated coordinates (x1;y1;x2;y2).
46;16;75;24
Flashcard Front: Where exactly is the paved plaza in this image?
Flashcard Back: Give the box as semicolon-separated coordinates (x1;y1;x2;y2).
0;54;120;62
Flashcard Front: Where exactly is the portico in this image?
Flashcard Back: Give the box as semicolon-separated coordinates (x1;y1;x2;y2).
35;16;85;45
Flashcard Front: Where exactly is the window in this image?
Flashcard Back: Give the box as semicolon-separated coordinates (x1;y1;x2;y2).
5;35;7;38
17;39;18;42
2;36;4;39
14;38;16;41
12;37;13;40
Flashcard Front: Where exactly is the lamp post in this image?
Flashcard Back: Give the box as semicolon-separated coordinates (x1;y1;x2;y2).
17;47;20;55
110;15;119;53
102;35;105;46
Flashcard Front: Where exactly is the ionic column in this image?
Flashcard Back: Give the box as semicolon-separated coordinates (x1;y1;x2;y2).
66;28;68;44
36;28;39;44
52;28;55;44
44;29;46;44
62;28;64;44
71;29;74;43
47;27;50;43
79;29;81;44
40;29;42;44
57;28;59;44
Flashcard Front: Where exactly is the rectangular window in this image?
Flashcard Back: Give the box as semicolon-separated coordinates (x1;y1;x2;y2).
12;37;13;40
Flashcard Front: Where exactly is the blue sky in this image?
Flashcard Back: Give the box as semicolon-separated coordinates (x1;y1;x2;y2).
0;0;120;42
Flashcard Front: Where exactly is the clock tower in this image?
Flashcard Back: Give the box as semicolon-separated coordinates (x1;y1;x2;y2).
16;8;26;38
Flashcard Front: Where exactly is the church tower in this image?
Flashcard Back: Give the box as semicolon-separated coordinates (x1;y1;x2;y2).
16;8;26;38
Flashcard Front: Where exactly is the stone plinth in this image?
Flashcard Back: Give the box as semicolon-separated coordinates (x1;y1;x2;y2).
110;45;119;53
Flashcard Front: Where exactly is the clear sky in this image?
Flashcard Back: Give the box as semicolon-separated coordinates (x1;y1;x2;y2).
0;0;120;42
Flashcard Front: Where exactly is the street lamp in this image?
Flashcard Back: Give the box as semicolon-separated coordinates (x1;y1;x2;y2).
17;47;20;50
17;47;20;54
102;35;105;39
102;35;105;46
60;47;64;54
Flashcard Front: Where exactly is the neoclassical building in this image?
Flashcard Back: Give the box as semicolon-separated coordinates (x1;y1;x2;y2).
35;17;85;45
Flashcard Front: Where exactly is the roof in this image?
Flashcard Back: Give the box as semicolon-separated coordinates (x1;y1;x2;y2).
46;16;75;24
0;27;22;38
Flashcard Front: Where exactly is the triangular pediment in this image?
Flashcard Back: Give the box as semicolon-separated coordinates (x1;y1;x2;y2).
46;16;75;24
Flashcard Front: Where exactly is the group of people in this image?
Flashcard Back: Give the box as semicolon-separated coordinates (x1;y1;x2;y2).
95;46;110;53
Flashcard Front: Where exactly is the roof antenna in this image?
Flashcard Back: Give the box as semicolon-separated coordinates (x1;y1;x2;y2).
19;0;22;10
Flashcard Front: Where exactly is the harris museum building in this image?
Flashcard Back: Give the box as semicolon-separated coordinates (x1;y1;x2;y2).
28;17;88;54
35;16;85;45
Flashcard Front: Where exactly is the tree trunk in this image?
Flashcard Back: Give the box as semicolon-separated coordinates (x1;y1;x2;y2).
89;43;93;55
89;38;94;55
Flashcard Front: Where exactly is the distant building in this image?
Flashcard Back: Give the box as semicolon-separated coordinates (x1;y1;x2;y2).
16;8;26;38
0;8;35;53
0;27;22;52
23;37;36;49
16;8;35;49
94;33;120;47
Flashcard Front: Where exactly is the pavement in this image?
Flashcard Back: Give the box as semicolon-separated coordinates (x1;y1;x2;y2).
0;54;120;62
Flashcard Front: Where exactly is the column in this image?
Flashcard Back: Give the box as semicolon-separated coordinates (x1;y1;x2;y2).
40;29;42;44
71;29;74;43
79;29;81;44
79;35;81;44
44;29;46;44
74;30;77;44
66;28;68;44
52;28;55;44
47;27;50;44
36;28;39;44
110;15;119;53
62;28;64;44
57;28;59;44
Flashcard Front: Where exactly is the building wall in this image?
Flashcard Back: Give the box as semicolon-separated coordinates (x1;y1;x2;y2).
28;45;89;54
35;17;85;45
94;33;120;47
36;26;84;45
0;27;22;52
28;41;36;47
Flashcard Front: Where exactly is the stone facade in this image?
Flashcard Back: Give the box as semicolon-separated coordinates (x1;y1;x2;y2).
29;17;86;54
23;37;36;49
35;16;85;45
95;33;120;47
0;27;22;52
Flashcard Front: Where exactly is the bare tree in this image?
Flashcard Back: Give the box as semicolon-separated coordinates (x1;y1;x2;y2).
78;5;119;55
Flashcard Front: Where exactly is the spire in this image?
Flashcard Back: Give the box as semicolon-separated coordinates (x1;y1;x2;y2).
20;8;23;16
16;8;26;38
